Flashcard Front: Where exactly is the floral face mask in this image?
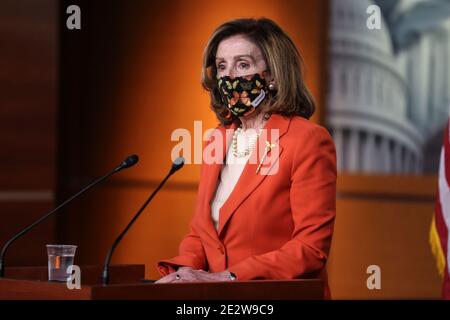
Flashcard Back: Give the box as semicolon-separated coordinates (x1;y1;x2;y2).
217;72;268;117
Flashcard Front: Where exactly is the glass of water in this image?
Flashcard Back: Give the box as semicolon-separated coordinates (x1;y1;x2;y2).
46;244;77;282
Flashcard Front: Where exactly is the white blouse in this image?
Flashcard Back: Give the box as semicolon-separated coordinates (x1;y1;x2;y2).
210;129;257;230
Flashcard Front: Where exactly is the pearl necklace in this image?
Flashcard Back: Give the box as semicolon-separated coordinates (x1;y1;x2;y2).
232;125;263;158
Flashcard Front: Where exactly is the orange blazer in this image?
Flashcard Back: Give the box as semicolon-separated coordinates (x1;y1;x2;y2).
157;114;336;298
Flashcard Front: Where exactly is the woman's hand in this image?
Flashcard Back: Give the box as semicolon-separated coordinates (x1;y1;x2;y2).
155;267;233;283
154;267;198;283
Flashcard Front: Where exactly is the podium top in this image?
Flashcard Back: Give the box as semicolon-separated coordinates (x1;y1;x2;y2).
0;265;323;300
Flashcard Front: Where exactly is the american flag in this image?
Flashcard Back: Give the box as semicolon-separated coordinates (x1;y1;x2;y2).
430;122;450;299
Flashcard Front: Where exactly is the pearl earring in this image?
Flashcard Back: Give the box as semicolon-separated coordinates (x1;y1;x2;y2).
268;82;277;91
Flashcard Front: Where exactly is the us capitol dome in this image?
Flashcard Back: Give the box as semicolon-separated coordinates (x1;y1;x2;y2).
326;0;450;174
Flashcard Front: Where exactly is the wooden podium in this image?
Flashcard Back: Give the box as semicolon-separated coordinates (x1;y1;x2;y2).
0;265;323;300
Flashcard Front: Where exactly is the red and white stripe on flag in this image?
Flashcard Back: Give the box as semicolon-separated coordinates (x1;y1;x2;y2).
430;120;450;299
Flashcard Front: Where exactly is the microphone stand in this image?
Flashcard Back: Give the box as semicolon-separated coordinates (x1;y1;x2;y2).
102;157;184;285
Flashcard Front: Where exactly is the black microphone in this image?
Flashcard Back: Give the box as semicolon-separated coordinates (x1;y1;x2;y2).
118;154;139;170
0;154;139;278
102;156;185;285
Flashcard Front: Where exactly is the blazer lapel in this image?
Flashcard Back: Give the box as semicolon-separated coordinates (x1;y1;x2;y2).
217;114;291;237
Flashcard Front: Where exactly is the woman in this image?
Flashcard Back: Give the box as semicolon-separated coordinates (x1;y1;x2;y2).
156;18;336;298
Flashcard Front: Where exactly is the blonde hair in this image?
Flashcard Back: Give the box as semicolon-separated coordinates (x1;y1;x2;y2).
201;17;315;125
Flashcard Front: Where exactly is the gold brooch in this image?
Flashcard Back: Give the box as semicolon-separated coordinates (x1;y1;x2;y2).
256;141;276;174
